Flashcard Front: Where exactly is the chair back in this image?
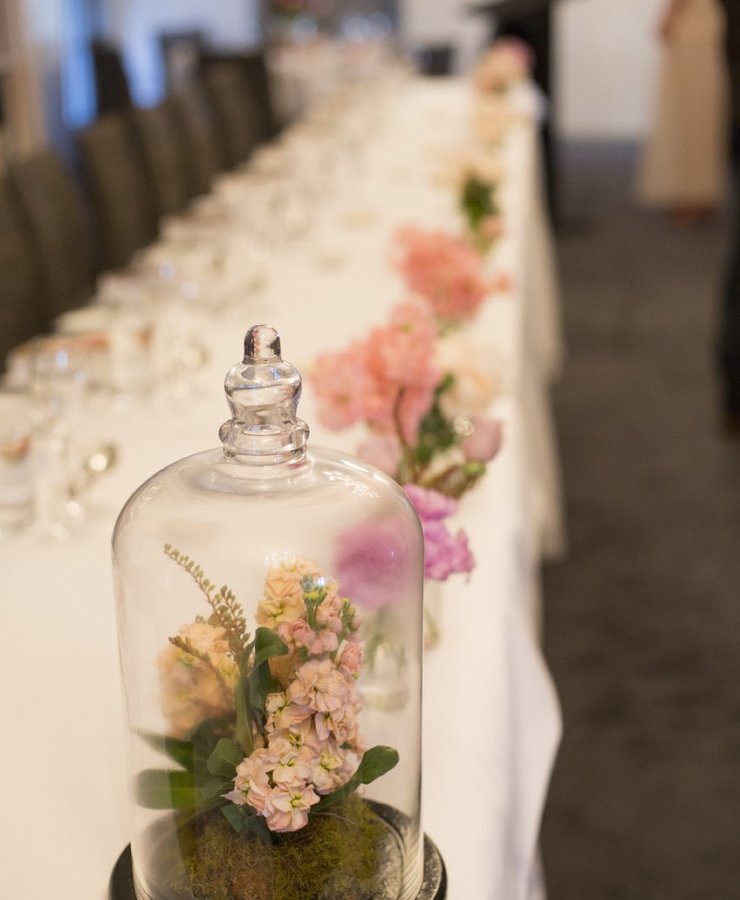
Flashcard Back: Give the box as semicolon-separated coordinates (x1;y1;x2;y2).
91;39;133;115
169;81;222;196
202;51;279;143
0;177;48;368
9;149;94;317
78;114;158;271
202;61;261;168
130;103;192;217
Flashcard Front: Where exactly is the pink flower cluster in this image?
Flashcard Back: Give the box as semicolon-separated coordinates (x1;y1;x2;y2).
404;485;475;581
393;226;490;325
226;560;364;832
474;38;532;94
311;301;440;444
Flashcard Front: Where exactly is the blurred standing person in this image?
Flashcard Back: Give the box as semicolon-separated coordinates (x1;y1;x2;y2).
638;0;727;224
717;0;740;429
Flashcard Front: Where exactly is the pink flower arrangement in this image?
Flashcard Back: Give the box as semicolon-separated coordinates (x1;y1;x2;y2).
393;226;491;326
311;300;440;443
404;485;474;581
474;38;533;94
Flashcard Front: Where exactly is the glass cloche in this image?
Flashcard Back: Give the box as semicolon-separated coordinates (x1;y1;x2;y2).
111;326;445;900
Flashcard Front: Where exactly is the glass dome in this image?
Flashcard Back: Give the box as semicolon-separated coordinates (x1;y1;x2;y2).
112;326;437;900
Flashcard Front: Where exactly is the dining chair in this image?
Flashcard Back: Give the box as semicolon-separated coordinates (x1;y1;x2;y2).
8;148;95;318
169;81;222;197
130;102;193;217
78;114;158;271
202;60;262;168
201;51;280;144
91;39;133;116
0;176;48;369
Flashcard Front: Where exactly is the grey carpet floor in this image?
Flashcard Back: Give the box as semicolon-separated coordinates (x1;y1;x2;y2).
540;143;740;900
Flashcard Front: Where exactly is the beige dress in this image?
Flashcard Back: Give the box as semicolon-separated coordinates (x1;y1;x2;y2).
638;0;727;206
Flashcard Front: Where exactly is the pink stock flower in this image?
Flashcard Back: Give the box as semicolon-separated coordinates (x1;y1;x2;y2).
287;658;350;714
404;484;475;581
263;783;320;832
461;415;504;463
393;227;490;324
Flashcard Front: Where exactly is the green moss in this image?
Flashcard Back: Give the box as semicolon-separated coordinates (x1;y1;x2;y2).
174;796;387;900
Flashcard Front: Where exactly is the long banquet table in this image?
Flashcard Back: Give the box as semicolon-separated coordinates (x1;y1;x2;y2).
0;76;561;900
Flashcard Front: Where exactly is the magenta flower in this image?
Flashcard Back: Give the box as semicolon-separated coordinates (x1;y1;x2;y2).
403;485;475;581
335;514;418;611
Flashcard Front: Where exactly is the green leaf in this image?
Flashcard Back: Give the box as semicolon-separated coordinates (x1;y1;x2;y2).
221;804;249;833
207;738;244;778
221;806;276;843
234;674;253;757
203;777;232;800
138;732;196;771
248;627;289;717
136;769;206;810
253;627;289;668
314;746;399;812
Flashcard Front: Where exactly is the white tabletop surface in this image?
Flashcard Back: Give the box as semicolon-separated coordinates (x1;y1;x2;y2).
0;77;561;900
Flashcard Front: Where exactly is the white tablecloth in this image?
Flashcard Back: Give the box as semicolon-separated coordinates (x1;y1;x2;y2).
0;78;561;900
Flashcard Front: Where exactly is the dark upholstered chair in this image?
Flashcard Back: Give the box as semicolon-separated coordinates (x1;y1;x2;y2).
202;61;261;168
0;177;48;369
130;103;192;217
159;31;207;92
201;51;279;144
169;81;222;196
9;149;95;318
91;39;133;116
78;114;158;271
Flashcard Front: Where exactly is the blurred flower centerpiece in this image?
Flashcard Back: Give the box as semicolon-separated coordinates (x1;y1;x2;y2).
311;301;504;646
473;37;532;97
311;300;502;501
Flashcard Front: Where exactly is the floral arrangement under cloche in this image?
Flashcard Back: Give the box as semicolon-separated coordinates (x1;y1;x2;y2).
138;546;398;899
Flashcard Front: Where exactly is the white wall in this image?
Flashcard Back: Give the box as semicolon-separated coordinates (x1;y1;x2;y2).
555;0;665;139
401;0;667;140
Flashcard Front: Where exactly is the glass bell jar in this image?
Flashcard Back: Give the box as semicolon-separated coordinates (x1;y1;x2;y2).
111;326;445;900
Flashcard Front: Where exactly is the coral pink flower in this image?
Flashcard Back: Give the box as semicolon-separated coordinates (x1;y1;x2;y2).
263;783;320;832
311;343;371;430
393;227;490;324
336;640;364;677
271;746;314;787
287;658;349;713
461;415;504;463
310;300;439;445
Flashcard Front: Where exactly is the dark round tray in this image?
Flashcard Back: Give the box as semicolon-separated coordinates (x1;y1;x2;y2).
110;803;446;900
